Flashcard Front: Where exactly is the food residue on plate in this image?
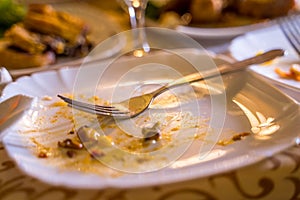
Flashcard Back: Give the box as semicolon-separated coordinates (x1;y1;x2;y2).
217;132;251;146
18;92;252;176
275;64;300;81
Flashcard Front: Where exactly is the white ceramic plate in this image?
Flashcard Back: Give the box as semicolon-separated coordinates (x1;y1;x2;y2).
176;20;275;39
175;0;300;40
2;51;300;189
229;24;300;91
8;1;125;77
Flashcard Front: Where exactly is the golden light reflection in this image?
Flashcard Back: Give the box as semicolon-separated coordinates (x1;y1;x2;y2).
232;100;280;137
132;0;140;8
191;81;224;95
133;49;145;57
170;149;226;169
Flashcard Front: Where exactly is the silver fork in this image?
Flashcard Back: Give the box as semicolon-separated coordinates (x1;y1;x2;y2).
58;49;284;119
278;14;300;55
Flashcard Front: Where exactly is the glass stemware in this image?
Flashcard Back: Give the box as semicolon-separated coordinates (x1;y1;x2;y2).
121;0;150;56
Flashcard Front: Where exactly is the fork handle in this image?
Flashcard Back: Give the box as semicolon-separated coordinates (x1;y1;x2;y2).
152;49;284;96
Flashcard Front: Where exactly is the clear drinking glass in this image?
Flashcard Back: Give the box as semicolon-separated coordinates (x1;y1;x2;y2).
121;0;150;56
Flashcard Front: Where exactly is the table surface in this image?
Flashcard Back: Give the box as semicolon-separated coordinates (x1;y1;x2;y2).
1;1;300;199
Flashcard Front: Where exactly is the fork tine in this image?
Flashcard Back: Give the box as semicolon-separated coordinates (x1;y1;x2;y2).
57;95;129;116
279;14;300;55
67;98;119;112
57;94;116;110
68;103;129;116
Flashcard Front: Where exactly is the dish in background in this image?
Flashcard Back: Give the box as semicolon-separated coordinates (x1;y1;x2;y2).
2;50;300;189
6;1;124;77
148;0;298;39
175;20;275;39
229;24;300;91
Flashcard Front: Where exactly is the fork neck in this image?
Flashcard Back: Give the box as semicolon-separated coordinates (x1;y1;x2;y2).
151;85;169;98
